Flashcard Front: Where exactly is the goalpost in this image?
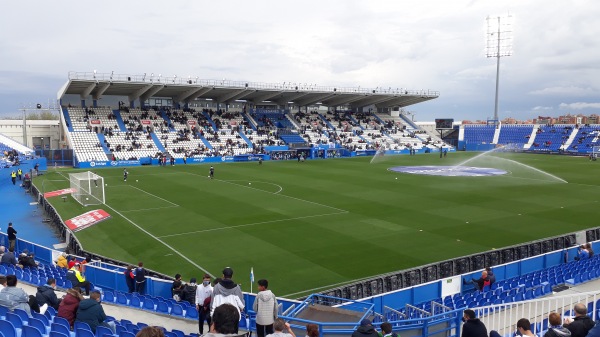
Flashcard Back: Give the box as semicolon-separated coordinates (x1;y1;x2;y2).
69;171;105;206
593;146;600;159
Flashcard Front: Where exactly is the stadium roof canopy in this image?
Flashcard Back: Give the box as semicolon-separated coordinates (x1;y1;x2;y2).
59;71;439;109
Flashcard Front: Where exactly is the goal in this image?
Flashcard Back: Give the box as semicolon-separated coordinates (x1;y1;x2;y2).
69;171;105;206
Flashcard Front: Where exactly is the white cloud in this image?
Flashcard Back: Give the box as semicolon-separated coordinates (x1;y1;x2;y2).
529;86;598;97
532;106;553;111
559;102;600;110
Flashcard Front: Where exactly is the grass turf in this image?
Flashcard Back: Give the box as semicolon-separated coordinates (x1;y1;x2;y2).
34;152;600;298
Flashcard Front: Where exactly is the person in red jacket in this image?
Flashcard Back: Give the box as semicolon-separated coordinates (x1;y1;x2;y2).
124;265;135;293
58;288;84;327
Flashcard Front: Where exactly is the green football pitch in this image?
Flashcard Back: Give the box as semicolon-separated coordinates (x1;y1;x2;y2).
34;152;600;298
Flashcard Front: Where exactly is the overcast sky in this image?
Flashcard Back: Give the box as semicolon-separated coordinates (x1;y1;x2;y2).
1;0;599;121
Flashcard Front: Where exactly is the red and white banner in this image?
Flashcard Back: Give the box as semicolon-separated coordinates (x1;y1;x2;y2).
65;209;111;232
187;120;197;126
44;188;76;198
89;119;102;125
141;119;152;125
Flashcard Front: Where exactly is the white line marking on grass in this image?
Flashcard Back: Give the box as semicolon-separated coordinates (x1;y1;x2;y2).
56;172;214;277
224;180;283;194
126;184;179;206
184;172;347;212
119;205;179;213
157;211;349;238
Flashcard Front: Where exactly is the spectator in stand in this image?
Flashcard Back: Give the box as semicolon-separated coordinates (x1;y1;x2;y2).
172;273;184;301
76;290;115;334
1;247;18;266
585;243;594;258
182;278;198;305
136;326;165;337
0;276;6;291
205;303;246;337
253;279;278;337
7;223;17;251
461;309;487;337
305;324;319;337
124;265;135;293
67;256;78;269
56;252;68;269
463;270;490;291
575;245;589;261
134;262;147;294
544;312;571;337
58;287;84;328
486;267;496;286
377;322;398;337
36;278;61;310
196;274;213;335
66;262;91;295
351;319;378;337
585;321;600;337
0;275;31;315
211;267;245;318
491;318;535;337
563;303;594;337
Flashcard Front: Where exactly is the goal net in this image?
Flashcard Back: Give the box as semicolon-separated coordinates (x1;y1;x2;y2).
69;171;105;206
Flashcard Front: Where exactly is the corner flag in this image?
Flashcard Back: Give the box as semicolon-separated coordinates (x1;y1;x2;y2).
250;267;255;283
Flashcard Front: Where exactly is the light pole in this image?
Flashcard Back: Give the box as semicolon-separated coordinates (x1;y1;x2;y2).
486;14;514;127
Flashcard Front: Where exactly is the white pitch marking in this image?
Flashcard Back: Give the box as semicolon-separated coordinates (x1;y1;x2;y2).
158;211;349;238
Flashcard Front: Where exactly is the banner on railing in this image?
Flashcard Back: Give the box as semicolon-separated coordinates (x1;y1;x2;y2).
65;209;111;232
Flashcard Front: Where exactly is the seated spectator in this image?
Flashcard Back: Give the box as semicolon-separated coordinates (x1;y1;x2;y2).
563;303;594;337
66;262;91;295
76;290;115;334
461;309;487;337
464;271;490;291
56;252;68;269
136;326;165;337
544;312;571;337
206;303;246;337
575;246;589;261
1;247;17;266
267;318;297;337
485;267;496;286
0;274;31;315
351;319;378;337
36;278;61;311
171;273;184;301
58;287;84;328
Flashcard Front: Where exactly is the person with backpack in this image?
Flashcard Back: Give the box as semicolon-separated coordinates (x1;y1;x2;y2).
134;262;147;294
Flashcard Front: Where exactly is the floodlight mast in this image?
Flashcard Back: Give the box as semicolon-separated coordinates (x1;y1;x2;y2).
486;14;513;127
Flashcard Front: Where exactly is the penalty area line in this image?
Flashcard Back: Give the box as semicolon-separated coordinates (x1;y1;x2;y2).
157;211;349;238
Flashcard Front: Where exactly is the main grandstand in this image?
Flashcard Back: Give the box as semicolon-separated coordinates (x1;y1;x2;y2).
1;72;600;337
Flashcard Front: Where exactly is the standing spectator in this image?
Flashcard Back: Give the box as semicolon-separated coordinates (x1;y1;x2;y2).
1;247;17;266
253;279;278;337
134;262;147;294
585;321;600;337
172;274;184;301
67;256;77;269
544;312;571;337
377;322;398;337
305;324;319;337
182;278;198;305
205;303;246;337
461;309;487;337
196;274;213;335
58;288;84;328
36;278;61;310
0;275;31;315
351;319;378;337
516;318;536;337
563;303;594;337
211;267;245;318
66;263;91;295
11;170;17;185
124;265;135;293
76;290;115;334
7;222;17;251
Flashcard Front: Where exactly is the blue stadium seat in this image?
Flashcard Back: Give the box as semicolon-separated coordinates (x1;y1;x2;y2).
74;322;92;333
156;301;170;314
185;307;198;319
28;317;49;335
13;309;30;325
22;326;45;337
95;326;116;337
51;331;70;337
129;296;142;309
0;320;18;337
52;323;75;337
52;318;71;332
32;312;50;327
0;305;8;320
170;304;184;317
6;312;24;330
102;291;115;303
76;328;95;337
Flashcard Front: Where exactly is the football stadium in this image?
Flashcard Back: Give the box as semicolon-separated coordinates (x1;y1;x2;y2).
1;71;600;337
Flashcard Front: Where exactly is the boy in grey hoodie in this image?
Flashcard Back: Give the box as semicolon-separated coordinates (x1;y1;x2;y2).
253;279;278;337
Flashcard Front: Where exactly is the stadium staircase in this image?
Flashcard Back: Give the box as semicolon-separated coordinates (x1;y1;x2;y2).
61;107;75;132
159;110;177;132
111;110;129;132
492;125;501;144
242;112;258;131
318;114;335;130
150;133;167;152
96;133;114;155
524;125;539;149
202;111;218;131
195;132;213;149
238;131;253;147
353;130;368;143
560;126;580;150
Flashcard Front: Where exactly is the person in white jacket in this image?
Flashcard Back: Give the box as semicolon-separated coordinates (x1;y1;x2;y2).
196;274;214;335
211;267;245;319
253;279;278;337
